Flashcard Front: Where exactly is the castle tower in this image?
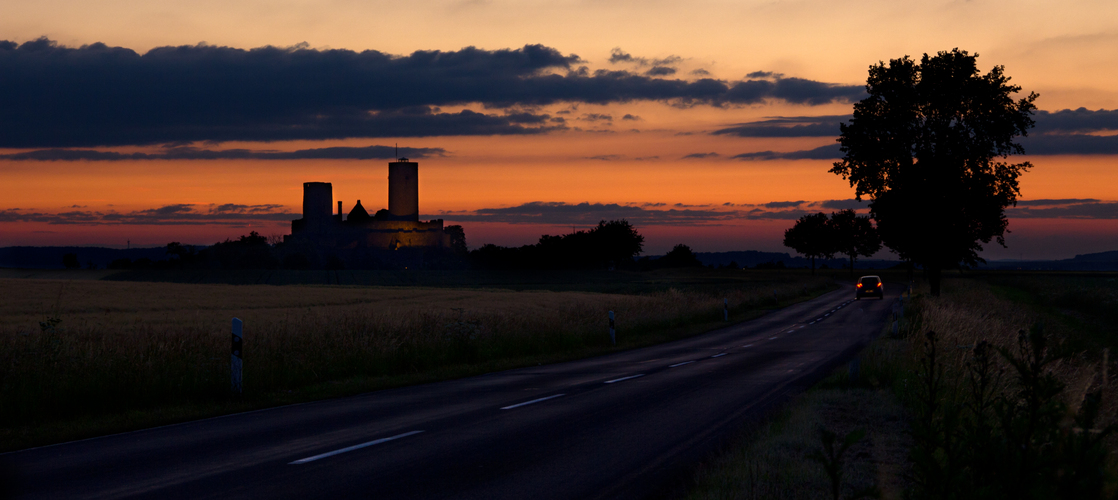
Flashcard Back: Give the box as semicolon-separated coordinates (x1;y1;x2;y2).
388;158;419;221
301;182;333;233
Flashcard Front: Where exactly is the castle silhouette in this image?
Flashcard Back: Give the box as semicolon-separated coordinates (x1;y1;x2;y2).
286;158;452;250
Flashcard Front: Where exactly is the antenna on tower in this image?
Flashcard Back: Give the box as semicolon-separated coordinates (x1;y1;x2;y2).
395;143;398;160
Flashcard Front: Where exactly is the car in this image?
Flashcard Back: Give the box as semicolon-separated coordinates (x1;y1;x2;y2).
855;275;884;300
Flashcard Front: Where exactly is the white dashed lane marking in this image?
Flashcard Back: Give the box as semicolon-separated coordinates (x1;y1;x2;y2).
289;431;425;465
604;374;645;384
500;394;566;410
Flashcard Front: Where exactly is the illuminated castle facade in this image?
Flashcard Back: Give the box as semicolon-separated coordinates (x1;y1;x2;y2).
287;159;452;250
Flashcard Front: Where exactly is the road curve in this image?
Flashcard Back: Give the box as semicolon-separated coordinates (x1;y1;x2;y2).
1;284;899;499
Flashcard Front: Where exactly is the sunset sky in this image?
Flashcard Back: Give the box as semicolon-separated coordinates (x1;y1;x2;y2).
2;0;1116;259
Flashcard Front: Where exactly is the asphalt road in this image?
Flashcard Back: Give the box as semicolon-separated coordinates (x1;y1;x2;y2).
1;283;899;499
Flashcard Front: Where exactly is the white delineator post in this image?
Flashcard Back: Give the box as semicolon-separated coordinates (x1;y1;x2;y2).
608;311;616;345
724;299;729;321
232;318;243;395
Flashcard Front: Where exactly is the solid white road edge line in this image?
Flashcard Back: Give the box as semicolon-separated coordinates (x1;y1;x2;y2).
669;361;695;368
742;344;753;348
289;430;425;465
604;374;645;384
710;353;727;358
500;393;567;410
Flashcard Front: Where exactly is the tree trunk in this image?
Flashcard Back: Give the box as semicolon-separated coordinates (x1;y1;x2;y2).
928;263;942;297
849;254;855;278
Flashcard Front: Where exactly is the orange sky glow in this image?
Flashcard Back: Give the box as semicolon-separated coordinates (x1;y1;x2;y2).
1;0;1116;259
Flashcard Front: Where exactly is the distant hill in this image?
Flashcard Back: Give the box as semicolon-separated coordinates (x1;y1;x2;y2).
0;246;168;269
977;250;1118;271
693;249;1118;272
1071;250;1118;262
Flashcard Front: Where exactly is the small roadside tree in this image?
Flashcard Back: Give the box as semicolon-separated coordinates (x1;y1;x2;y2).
62;252;80;269
657;244;703;268
590;219;645;268
783;212;836;275
830;49;1037;295
828;209;882;277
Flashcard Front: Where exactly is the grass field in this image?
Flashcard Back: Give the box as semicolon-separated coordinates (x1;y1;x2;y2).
685;270;1118;499
0;268;834;452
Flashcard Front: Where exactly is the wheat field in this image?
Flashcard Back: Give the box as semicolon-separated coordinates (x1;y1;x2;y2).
0;274;831;439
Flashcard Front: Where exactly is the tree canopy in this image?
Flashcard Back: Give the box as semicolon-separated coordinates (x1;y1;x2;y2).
830;49;1037;295
829;209;882;277
657;244;703;268
783;212;835;275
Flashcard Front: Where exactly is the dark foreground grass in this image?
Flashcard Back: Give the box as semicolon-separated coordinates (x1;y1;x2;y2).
0;268;835;452
683;271;1118;500
685;331;912;500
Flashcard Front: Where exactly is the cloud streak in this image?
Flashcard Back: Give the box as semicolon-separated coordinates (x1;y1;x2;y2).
0;204;296;225
732;144;841;161
713;115;849;137
7;197;1114;228
1006;200;1118;219
0;145;447;161
714;109;1118;157
0;38;864;147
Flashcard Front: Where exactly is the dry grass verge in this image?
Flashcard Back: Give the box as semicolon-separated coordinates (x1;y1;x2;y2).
683;272;1118;499
685;337;912;500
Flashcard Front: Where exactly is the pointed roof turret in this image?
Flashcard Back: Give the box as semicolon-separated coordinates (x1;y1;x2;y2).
347;199;371;223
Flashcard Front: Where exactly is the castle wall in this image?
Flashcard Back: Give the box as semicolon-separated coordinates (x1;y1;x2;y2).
359;220;449;249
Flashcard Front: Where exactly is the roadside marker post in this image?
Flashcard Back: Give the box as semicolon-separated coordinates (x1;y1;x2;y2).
232;318;243;395
1105;348;1110;388
891;301;900;337
723;298;729;322
608;311;616;345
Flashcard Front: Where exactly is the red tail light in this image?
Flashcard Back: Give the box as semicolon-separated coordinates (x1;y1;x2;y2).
856;283;862;288
877;283;882;287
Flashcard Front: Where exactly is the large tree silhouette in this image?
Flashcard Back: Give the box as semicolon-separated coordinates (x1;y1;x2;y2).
783;212;836;275
829;209;881;277
830;49;1037;295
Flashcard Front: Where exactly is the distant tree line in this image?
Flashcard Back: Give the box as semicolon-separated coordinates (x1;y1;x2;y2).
469;220;646;270
783;209;882;276
105;226;470;271
90;219;806;272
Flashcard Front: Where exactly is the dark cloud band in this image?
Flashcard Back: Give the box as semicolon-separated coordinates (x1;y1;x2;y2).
0;38;863;147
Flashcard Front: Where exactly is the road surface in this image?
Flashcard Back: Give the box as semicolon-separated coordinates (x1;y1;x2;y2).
1;284;899;499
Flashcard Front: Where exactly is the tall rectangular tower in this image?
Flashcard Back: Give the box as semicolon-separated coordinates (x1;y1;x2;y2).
301;182;333;233
388;159;419;221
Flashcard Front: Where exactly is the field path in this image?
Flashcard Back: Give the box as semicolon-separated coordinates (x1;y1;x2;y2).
1;284;897;499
